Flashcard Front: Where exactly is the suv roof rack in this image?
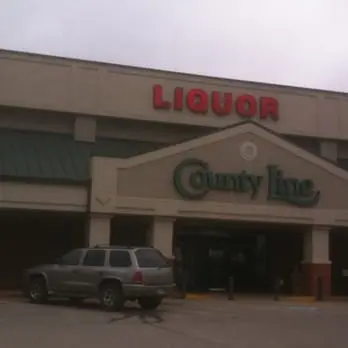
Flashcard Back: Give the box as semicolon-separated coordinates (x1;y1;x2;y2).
93;244;110;248
92;244;153;249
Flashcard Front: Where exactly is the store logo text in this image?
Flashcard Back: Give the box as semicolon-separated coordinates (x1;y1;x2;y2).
172;159;320;207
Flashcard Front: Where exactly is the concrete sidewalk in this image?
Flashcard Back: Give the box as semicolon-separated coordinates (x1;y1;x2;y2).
2;289;348;305
182;291;348;303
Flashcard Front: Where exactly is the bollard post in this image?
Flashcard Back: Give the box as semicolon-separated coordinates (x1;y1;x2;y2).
180;270;188;299
316;276;323;301
273;277;281;301
228;276;235;301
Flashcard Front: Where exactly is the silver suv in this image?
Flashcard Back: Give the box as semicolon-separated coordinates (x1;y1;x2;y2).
23;245;175;311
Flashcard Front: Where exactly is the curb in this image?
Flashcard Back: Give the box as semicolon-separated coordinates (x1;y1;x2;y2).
0;291;22;299
185;293;211;300
1;291;347;304
169;292;348;303
282;296;316;303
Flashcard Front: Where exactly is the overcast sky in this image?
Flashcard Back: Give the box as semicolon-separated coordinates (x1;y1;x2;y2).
1;0;348;92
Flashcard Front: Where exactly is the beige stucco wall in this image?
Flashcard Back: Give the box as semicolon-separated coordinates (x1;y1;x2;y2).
90;123;348;226
0;105;210;146
116;132;348;210
96;118;210;144
0;182;87;211
1;50;348;140
0;106;74;134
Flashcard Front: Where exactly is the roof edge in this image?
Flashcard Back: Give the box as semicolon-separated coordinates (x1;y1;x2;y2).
1;48;347;97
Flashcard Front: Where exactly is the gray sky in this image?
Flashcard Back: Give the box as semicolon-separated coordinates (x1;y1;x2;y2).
1;0;348;92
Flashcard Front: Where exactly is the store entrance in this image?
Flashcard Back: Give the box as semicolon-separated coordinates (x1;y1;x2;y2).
174;221;305;294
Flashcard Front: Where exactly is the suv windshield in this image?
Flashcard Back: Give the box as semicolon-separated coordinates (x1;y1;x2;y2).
135;249;170;268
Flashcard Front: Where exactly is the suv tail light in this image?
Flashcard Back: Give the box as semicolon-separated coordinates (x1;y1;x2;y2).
132;271;143;284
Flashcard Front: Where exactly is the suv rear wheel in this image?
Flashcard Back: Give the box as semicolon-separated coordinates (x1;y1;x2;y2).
99;282;124;311
28;276;48;304
138;296;162;310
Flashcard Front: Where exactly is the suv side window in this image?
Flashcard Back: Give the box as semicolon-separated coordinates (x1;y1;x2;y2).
83;250;106;267
135;249;169;268
109;250;132;267
59;249;83;266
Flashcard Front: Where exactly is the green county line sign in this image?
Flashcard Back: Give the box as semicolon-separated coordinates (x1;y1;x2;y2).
172;158;320;207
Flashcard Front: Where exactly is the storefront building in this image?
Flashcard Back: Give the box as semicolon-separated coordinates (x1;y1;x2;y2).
1;49;348;296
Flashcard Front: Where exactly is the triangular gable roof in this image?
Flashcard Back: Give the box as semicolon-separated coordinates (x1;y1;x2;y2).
113;121;348;182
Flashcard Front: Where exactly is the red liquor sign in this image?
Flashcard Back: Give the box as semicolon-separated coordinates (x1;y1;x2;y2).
153;84;279;121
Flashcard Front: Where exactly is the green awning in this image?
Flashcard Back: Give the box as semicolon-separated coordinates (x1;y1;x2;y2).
0;129;167;182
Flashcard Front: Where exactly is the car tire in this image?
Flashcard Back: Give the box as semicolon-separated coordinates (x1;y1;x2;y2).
99;282;124;311
138;296;162;310
28;276;48;304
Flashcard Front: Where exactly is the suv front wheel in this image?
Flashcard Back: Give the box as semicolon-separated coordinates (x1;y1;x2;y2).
138;296;162;310
28;276;48;304
99;281;124;311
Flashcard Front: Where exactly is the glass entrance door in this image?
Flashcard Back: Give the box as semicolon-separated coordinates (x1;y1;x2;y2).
174;223;304;294
206;237;230;291
176;234;230;292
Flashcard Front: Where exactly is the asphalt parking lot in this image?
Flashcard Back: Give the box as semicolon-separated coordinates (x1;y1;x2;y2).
1;296;348;348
